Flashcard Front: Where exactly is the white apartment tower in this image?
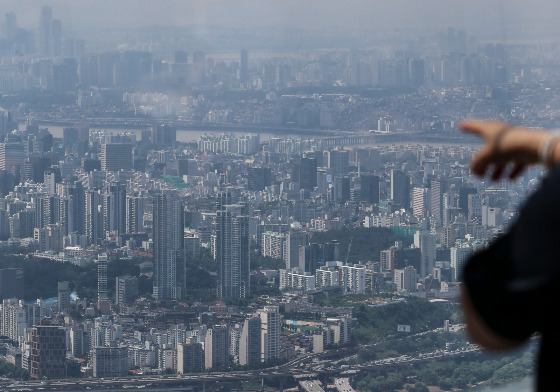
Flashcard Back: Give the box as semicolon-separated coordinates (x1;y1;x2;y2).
451;245;473;281
239;316;261;366
394;265;418;292
341;264;366;294
257;306;280;362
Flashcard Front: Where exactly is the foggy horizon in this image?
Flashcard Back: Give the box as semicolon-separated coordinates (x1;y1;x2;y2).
3;0;560;44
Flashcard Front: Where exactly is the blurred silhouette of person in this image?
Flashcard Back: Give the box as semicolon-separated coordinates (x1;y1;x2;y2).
460;120;560;391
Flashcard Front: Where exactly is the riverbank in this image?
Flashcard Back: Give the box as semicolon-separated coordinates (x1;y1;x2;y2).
469;376;534;391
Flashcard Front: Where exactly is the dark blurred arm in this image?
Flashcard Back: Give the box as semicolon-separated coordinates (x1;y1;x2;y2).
461;289;528;351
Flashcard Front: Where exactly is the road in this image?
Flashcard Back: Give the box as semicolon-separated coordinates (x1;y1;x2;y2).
0;345;481;391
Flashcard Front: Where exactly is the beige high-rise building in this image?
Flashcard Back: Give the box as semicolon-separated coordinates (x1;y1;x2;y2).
177;338;204;374
204;325;228;369
257;306;280;362
394;265;418;292
239;316;261;365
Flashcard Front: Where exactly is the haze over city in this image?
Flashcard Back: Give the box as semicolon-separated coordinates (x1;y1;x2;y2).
0;1;550;391
3;0;560;41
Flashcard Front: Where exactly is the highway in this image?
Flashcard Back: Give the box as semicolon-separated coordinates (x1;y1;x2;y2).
0;345;481;391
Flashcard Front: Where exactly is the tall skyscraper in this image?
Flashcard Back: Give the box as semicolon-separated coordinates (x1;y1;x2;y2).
205;325;228;369
151;124;176;146
328;150;349;176
360;174;380;204
216;204;250;298
390;169;410;209
429;179;443;226
248;167;271;191
57;281;70;315
85;189;104;246
292;157;317;190
239;316;261;365
29;323;66;379
257;306;280;362
92;346;129;378
459;186;477;213
125;194;147;234
100;143;133;171
0;142;26;181
153;191;185;300
414;230;437;279
104;182;127;235
412;187;429;217
115;276;138;305
240;49;248;83
97;254;108;303
39;6;52;55
334;176;351;203
177;339;204;373
283;230;307;270
451;246;473;281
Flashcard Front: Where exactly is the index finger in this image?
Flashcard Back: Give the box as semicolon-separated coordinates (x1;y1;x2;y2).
460;120;487;136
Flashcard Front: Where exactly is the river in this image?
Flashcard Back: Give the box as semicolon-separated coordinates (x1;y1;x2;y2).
20;124;483;148
19;124;302;142
472;376;534;392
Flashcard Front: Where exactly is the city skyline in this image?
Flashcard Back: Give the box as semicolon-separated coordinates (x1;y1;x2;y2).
0;2;544;390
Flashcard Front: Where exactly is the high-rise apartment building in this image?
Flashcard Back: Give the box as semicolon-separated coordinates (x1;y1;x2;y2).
451;245;473;281
0;142;25;180
414;230;437;279
151;124;176;146
34;223;63;252
153;191;185;300
177;158;198;177
240;49;248;83
391;169;410;209
239;316;261;366
328;150;349;176
261;231;286;260
126;194;147;234
283;231;307;270
177;339;204;373
360;174;380;204
69;327;85;358
100;143;133;171
57;281;70;314
97;254;108;303
292;157;317;190
39;6;52;55
248;167;272;191
216;203;250;298
92;345;129;378
257;306;280;362
0;298;26;342
115;276;138;305
394;265;418;292
205;325;228;369
103;182;127;235
341;264;366;294
412;187;429;217
429;179;443;226
334;176;351;203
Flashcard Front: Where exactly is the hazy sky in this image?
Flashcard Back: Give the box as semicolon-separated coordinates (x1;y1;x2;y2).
3;0;560;41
